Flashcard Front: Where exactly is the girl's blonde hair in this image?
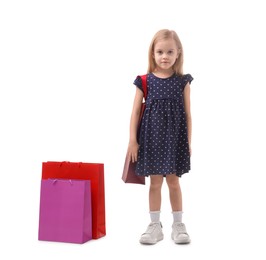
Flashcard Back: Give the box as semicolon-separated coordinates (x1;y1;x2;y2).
148;29;184;76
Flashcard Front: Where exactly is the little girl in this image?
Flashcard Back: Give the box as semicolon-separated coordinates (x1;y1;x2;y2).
127;29;193;244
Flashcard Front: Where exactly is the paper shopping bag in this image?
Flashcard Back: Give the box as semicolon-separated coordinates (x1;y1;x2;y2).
38;179;92;244
122;74;147;185
122;101;146;185
42;161;105;239
122;155;145;185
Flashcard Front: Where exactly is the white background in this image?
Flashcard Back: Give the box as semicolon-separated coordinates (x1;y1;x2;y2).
1;0;266;259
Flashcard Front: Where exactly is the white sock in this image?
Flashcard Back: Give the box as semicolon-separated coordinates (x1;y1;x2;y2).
150;211;160;223
172;211;183;223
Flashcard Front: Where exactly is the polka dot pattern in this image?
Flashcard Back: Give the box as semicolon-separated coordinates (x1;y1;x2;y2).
133;73;193;177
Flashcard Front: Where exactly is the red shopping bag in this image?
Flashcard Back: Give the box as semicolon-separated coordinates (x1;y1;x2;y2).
38;179;92;244
42;161;105;239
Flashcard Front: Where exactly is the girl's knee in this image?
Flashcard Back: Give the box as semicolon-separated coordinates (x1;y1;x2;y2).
166;174;180;189
150;175;163;189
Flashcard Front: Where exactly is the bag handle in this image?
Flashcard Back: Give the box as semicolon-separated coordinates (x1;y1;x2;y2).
139;74;147;101
50;179;73;185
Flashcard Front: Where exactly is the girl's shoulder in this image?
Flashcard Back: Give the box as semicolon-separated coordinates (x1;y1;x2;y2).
181;73;193;83
134;74;146;84
174;73;194;90
182;73;193;78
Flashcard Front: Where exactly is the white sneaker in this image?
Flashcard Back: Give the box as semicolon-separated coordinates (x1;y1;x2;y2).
171;222;191;244
139;222;164;244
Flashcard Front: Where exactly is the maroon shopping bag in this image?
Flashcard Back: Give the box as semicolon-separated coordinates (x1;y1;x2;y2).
38;179;92;244
122;74;147;185
42;161;105;239
122;155;145;184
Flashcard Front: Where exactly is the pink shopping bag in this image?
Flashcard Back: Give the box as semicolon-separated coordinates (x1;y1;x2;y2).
38;179;92;244
42;161;105;239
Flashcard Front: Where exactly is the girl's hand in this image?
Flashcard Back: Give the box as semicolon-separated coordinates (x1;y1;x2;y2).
127;141;139;163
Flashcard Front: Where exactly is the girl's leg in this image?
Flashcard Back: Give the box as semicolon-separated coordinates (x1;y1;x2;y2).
149;175;164;211
165;174;182;211
166;174;190;244
139;175;164;245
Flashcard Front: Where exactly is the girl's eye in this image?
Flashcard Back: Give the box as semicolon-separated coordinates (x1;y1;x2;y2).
157;50;163;54
168;50;173;54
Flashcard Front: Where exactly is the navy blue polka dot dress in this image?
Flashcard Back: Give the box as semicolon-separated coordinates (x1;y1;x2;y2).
134;73;193;177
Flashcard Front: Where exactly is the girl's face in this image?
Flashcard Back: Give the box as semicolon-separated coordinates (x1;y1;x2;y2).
153;38;179;72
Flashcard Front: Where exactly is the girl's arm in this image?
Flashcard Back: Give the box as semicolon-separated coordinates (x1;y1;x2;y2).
127;87;143;162
183;83;192;155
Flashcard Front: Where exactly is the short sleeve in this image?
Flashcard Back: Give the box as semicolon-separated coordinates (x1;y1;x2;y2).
182;74;193;90
133;75;143;93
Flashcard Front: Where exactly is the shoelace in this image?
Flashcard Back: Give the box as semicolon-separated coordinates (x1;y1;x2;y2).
173;223;187;234
143;222;161;234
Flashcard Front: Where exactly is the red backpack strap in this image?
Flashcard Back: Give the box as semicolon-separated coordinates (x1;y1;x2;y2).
139;74;147;100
